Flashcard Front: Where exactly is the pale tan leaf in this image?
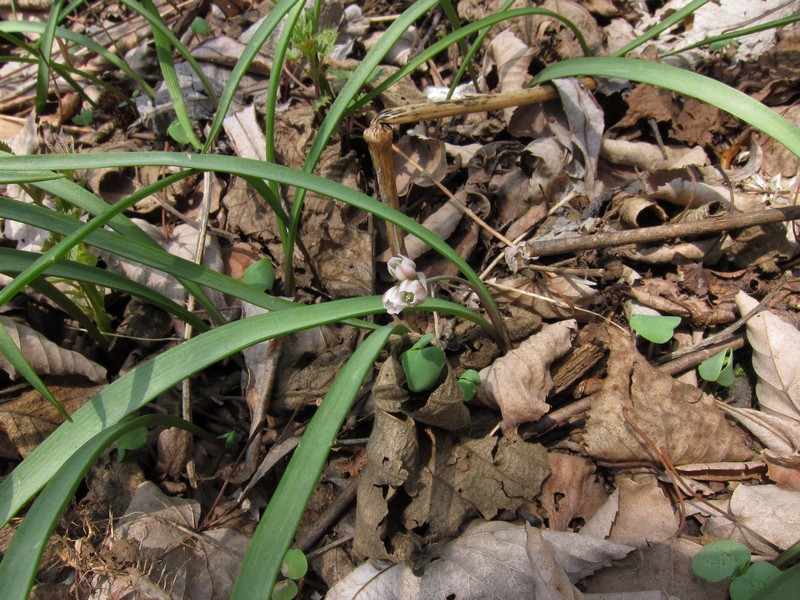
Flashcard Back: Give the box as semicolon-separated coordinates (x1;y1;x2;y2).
0;316;106;383
718;403;800;455
609;477;678;548
483;29;535;124
477;320;577;435
705;484;800;553
526;526;587;600
328;521;633;600
223;104;267;161
393;133;447;196
736;291;800;420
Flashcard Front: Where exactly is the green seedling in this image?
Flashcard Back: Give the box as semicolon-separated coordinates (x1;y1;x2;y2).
167;120;193;146
272;548;307;600
691;540;800;600
190;17;211;36
114;426;148;462
400;333;446;392
72;109;93;126
243;259;276;292
629;314;681;344
458;369;481;402
698;347;734;386
217;430;239;449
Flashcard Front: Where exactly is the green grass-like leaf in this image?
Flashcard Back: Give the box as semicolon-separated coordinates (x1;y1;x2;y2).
532;57;800;158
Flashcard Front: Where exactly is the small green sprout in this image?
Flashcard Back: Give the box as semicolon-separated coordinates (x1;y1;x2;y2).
629;314;681;344
217;431;239;450
72;109;93;126
243;259;276;292
167;120;193;145
457;369;481;402
114;426;148;462
400;333;446;392
271;548;308;600
698;347;734;386
691;540;751;583
190;17;211;36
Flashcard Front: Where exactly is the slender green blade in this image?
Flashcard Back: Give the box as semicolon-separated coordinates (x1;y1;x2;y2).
232;324;405;599
35;0;66;114
532;57;800;158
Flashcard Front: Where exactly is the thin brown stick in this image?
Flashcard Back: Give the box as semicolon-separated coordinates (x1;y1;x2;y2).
364;122;407;257
521;206;800;258
375;78;597;125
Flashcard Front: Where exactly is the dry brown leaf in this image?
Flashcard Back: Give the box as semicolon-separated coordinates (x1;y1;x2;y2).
330;520;633;600
483;29;535;125
763;450;800;491
526;526;587;600
223;104;267;161
539;453;609;531
608;477;679;548
737;291;800;420
393;133;447;196
582;325;755;465
600;138;709;170
0;316;107;383
494;275;599;320
705;484;800;553
106;481;249;599
478;320;577;434
0;382;103;458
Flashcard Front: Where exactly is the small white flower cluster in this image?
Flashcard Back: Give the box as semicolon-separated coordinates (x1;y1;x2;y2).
382;255;428;315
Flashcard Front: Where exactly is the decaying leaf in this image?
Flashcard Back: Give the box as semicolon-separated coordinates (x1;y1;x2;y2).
526;526;587;600
0;382;104;458
607;476;679;548
0;316;107;383
101;481;249;600
393;133;447;196
582;325;755;465
478;320;577;435
331;521;633;600
538;452;608;531
704;484;800;554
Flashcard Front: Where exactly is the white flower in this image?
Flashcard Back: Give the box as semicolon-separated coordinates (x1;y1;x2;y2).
382;274;428;314
387;254;418;282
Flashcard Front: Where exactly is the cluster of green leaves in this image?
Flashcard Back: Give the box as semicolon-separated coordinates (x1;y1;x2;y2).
400;333;480;400
1;0;800;598
272;549;308;600
691;540;800;599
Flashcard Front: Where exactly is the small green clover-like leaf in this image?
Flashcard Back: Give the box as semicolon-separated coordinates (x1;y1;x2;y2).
243;259;275;292
167;120;193;145
458;369;481;403
730;562;782;600
115;426;148;462
698;347;734;386
217;430;239;449
72;109;93;126
281;548;308;580
190;16;211;35
629;314;681;344
691;540;751;582
271;578;298;600
401;335;446;392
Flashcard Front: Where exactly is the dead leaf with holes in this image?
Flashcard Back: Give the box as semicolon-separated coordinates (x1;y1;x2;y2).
538;453;608;531
581;324;755;465
478;320;577;435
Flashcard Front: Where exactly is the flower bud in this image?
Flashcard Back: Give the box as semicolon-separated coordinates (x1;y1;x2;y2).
387;254;418;282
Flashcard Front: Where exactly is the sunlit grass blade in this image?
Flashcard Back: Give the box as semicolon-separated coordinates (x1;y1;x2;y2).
34;0;65;114
663;13;800;57
141;0;203;149
0;151;505;344
612;0;712;57
204;0;303;152
0;248;209;333
0;324;69;419
532;56;800;157
349;8;590;115
0;414;209;600
22;275;108;347
231;324;405;598
26;173;228;326
119;0;217;105
0;295;487;526
0;21;155;98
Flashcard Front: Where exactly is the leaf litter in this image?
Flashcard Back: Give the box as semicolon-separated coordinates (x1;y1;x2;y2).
1;0;800;598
